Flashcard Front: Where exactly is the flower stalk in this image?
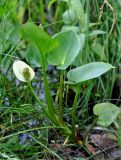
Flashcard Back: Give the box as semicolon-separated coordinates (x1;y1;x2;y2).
58;70;64;124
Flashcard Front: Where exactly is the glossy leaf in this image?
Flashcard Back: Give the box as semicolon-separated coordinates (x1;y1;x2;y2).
47;30;81;70
93;103;121;127
67;62;114;83
21;21;58;55
72;33;85;66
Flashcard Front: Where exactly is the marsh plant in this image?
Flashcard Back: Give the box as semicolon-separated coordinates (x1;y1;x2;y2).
12;21;118;144
1;0;121;159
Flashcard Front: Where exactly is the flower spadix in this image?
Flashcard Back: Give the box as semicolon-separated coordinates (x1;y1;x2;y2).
13;60;35;82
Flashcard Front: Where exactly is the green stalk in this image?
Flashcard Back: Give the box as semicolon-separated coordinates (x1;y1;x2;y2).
41;58;57;117
58;70;64;124
42;62;55;113
71;84;80;141
27;81;56;124
54;2;61;32
28;0;31;20
42;65;71;136
39;64;72;135
28;81;71;136
85;0;90;62
40;0;45;25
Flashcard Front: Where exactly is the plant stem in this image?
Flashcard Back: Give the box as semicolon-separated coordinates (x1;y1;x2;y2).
54;2;60;32
85;0;90;62
27;82;71;136
40;0;45;25
41;59;57;116
28;0;31;20
71;84;80;141
27;81;56;123
59;70;64;124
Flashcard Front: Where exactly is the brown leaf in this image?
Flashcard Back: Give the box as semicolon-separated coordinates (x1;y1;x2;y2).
85;143;97;155
90;133;117;148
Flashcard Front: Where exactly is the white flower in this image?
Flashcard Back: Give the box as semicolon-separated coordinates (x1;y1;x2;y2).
13;60;35;82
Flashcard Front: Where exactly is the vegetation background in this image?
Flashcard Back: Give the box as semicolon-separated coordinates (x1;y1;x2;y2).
0;0;121;159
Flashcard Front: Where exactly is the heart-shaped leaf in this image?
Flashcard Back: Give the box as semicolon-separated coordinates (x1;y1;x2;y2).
93;103;121;127
67;62;114;83
47;30;81;70
21;21;58;55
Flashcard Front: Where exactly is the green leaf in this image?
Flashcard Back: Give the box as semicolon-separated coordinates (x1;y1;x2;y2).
79;33;85;50
62;26;80;33
63;8;76;25
25;44;42;67
89;30;106;36
70;0;85;23
47;30;81;70
93;103;121;127
21;21;58;55
67;62;114;83
25;44;48;69
72;33;85;66
91;42;106;61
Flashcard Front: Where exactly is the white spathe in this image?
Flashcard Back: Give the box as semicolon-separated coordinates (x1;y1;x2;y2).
13;60;35;82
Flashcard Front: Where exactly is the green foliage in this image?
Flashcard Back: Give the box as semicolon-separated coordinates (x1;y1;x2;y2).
25;44;42;67
67;62;114;83
47;30;81;69
21;21;58;55
93;103;121;127
1;0;121;159
69;0;85;24
89;30;106;36
19;21;115;146
63;8;76;25
91;42;106;61
62;0;87;32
